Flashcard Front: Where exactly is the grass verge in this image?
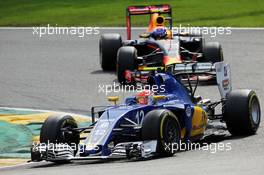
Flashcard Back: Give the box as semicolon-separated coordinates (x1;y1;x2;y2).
0;0;264;27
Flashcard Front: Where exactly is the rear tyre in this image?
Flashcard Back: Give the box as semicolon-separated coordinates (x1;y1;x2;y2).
224;89;261;136
116;46;137;84
141;109;181;156
40;115;80;163
99;33;122;71
203;42;223;63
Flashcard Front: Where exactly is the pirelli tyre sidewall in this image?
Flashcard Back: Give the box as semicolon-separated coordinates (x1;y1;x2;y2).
141;109;181;156
224;89;261;136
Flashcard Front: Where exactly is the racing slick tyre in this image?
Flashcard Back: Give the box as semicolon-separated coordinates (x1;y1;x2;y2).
40;115;80;163
202;42;223;63
141;109;181;157
117;46;136;84
99;33;122;71
224;89;261;136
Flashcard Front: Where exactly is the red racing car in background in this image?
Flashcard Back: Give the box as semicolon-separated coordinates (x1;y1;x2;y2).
99;4;223;84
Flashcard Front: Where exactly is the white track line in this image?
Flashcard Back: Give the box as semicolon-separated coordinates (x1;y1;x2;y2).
0;27;264;30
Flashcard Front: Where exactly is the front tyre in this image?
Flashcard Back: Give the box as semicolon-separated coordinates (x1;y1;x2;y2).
141;109;181;156
224;89;261;136
116;46;137;84
40;115;80;163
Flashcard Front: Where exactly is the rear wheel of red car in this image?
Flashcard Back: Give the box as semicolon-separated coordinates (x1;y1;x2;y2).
224;89;261;136
116;46;136;84
99;33;122;71
203;42;223;63
141;109;181;156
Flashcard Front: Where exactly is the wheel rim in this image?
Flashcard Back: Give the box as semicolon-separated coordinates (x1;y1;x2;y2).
164;119;179;143
251;97;260;125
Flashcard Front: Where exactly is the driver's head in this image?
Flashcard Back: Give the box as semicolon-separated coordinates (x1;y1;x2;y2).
136;90;152;105
151;26;167;40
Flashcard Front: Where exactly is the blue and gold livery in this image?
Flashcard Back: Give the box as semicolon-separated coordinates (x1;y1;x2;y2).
82;73;208;157
31;64;261;162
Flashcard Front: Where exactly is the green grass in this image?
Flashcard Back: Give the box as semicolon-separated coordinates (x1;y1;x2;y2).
0;0;264;27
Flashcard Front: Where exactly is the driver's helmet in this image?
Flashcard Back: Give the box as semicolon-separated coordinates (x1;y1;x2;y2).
151;26;167;40
136;90;152;105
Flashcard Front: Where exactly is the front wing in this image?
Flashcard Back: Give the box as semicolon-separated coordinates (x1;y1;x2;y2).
31;140;157;162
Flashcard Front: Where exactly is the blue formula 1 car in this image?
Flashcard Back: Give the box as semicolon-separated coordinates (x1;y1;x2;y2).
31;62;261;162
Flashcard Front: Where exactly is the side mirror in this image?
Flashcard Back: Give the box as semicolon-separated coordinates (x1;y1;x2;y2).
153;95;166;102
107;96;119;105
139;33;150;38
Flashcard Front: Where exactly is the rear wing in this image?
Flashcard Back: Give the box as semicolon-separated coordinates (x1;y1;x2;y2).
174;62;232;98
126;4;172;39
174;62;215;74
127;4;171;15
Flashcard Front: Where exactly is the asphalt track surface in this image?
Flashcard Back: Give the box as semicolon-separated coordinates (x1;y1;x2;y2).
0;28;264;175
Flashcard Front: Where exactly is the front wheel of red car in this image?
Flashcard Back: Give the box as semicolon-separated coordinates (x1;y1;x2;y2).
224;89;261;136
116;46;136;84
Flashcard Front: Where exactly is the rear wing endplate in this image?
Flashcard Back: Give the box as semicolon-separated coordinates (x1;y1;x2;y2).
215;62;232;98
